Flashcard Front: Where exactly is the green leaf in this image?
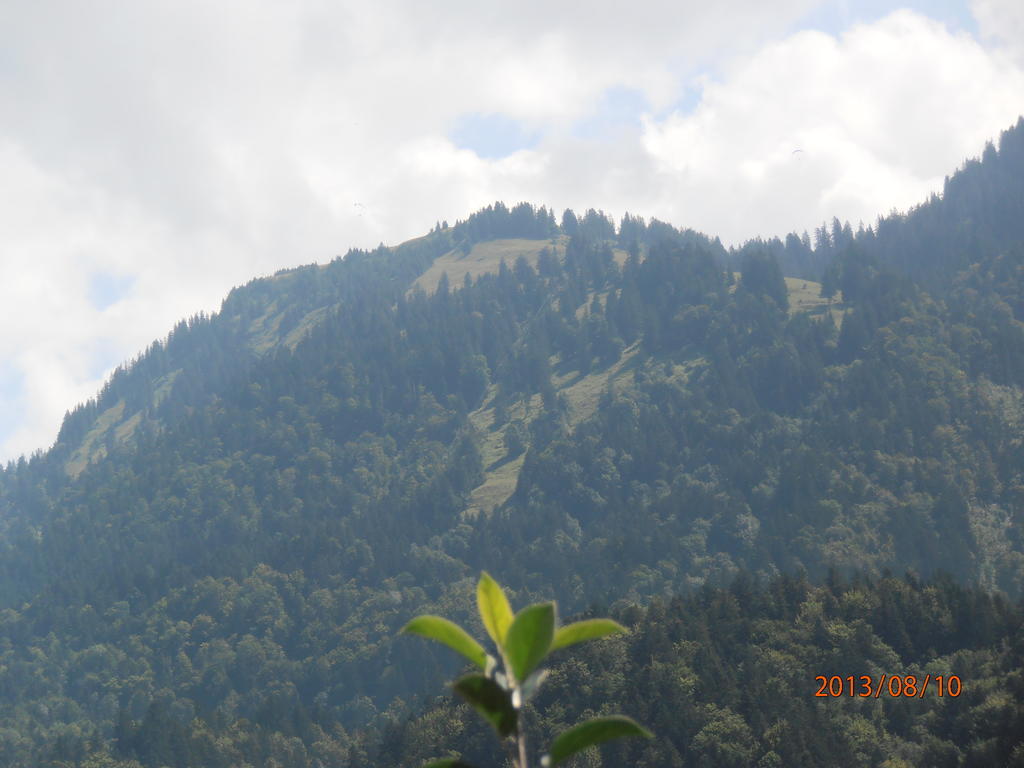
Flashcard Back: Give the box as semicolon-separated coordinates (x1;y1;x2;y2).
400;615;487;671
548;715;652;765
422;759;477;768
504;602;555;683
550;619;626;652
453;674;518;738
476;571;514;649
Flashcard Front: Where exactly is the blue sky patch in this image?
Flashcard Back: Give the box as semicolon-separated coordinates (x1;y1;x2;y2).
664;85;704;120
572;86;651;139
88;271;135;311
793;0;977;38
449;113;540;159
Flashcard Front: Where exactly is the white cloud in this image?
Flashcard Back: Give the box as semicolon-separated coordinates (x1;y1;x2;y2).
972;0;1024;61
637;10;1024;241
1;1;1022;462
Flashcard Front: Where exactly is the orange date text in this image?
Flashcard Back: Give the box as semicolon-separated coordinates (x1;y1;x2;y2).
814;674;962;698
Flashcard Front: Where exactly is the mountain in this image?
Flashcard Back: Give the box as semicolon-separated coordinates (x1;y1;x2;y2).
0;118;1023;766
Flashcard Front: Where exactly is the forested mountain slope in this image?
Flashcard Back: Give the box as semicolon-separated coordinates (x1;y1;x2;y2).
0;119;1022;766
383;572;1024;768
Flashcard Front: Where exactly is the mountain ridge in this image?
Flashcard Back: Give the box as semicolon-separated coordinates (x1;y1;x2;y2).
0;118;1022;767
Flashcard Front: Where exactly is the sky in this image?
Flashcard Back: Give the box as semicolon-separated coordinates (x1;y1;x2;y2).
1;0;1023;464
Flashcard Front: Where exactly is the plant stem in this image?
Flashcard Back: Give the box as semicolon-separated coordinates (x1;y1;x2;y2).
516;728;528;768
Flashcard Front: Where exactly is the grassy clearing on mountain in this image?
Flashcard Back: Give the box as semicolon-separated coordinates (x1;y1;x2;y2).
785;276;846;325
465;390;544;517
246;301;285;354
284;306;332;350
65;400;125;477
412;237;568;295
152;369;182;407
730;272;847;326
554;344;642;427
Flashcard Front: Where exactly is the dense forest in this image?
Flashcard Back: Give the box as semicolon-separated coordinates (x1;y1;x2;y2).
0;118;1022;766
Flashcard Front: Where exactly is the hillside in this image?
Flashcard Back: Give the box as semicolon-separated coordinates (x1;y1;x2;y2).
0;121;1023;766
383;572;1024;768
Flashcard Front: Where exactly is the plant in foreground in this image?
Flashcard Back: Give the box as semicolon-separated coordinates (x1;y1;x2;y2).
401;572;652;767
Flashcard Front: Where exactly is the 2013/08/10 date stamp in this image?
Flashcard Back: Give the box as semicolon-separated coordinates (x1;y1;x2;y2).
814;674;962;699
